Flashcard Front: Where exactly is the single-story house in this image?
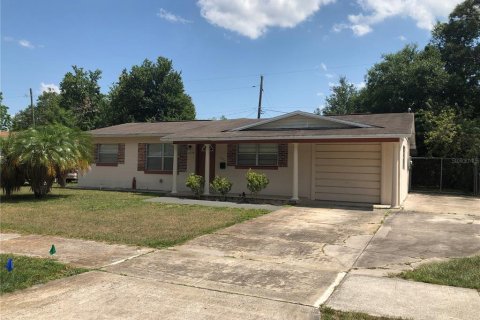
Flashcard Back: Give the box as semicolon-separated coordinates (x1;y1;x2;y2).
79;111;415;208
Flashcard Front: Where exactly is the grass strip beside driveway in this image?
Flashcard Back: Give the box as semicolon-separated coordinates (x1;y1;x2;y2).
321;307;406;320
0;188;269;248
0;254;87;294
397;255;480;290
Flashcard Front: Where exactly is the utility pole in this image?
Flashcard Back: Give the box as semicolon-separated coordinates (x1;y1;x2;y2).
30;88;35;127
257;75;263;119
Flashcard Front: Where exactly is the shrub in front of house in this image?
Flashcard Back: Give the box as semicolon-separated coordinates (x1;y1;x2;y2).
210;176;233;200
246;169;269;196
186;173;204;197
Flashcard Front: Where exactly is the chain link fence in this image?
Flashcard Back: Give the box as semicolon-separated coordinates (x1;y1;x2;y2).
410;157;479;196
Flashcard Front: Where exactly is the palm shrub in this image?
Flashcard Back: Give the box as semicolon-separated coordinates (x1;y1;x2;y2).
0;135;25;197
185;173;204;198
210;176;233;200
245;169;269;196
10;125;92;198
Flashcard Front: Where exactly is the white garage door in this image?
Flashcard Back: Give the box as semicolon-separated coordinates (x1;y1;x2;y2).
315;143;381;203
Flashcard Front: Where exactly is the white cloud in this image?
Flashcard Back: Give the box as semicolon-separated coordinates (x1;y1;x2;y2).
40;82;60;94
343;0;463;36
3;36;41;49
320;62;327;71
18;39;35;49
325;73;335;79
198;0;336;39
398;35;407;41
157;8;192;24
316;91;325;96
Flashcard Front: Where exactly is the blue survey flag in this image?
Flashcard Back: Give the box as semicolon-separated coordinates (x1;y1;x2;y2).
5;258;13;272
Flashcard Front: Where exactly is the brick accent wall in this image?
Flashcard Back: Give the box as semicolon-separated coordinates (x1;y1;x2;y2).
178;144;188;172
118;143;125;164
137;143;146;171
278;143;288;167
227;144;237;166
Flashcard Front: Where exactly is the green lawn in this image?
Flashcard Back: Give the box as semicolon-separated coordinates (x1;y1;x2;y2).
0;254;87;295
397;256;480;290
321;307;406;320
0;188;268;248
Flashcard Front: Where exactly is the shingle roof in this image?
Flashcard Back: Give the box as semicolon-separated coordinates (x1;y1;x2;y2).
89;112;415;147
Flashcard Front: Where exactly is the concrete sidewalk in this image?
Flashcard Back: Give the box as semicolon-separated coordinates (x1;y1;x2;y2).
326;274;480;320
145;196;280;211
0;233;153;269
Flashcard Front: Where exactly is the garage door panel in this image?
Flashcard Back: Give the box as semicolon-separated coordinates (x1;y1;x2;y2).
315;159;381;167
314;143;381;203
315;172;380;181
315;144;381;152
316;166;380;174
315;151;380;159
315;186;379;196
314;193;380;203
315;179;380;189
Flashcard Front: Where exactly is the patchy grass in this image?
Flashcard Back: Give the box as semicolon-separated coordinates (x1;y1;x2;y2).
397;256;480;290
0;188;268;248
0;254;87;295
320;307;406;320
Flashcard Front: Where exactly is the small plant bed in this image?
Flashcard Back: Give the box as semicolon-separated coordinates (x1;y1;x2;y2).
397;256;480;290
1;188;268;248
320;307;406;320
0;254;87;295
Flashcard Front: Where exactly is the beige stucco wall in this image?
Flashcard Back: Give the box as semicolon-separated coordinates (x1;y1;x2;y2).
213;143;312;198
380;140;410;206
78;137;193;193
79;139;410;206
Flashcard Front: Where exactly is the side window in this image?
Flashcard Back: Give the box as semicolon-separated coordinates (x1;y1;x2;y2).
237;144;278;166
146;144;174;171
98;144;118;164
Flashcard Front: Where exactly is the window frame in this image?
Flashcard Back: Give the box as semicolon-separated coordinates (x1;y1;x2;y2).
236;143;279;168
97;144;119;166
145;143;174;173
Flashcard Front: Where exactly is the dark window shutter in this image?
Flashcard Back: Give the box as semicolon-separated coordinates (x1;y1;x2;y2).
93;144;99;164
118;144;125;164
178;144;188;172
227;144;237;166
278;144;288;167
137;143;146;171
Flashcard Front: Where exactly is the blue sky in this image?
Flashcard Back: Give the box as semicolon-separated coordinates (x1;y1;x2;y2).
1;0;461;119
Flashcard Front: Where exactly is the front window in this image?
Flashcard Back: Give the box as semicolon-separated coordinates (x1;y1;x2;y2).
237;144;278;166
98;144;118;164
146;144;174;171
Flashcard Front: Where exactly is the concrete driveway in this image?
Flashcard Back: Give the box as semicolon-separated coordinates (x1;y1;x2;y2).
0;206;385;320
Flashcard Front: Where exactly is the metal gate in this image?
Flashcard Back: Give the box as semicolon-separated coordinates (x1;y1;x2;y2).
410;157;479;196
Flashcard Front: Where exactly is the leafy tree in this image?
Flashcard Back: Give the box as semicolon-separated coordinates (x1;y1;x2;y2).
12;90;76;131
356;45;449;114
108;57;196;125
432;0;480;117
9;125;92;198
0;93;12;131
0;136;25;197
60;66;104;130
317;76;359;115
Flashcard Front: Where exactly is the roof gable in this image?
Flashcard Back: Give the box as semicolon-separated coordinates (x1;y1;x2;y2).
230;111;373;131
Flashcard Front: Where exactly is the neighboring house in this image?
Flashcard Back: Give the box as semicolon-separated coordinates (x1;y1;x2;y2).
79;111;415;207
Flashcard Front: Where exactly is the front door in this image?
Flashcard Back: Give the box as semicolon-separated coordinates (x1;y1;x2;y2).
195;144;215;183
